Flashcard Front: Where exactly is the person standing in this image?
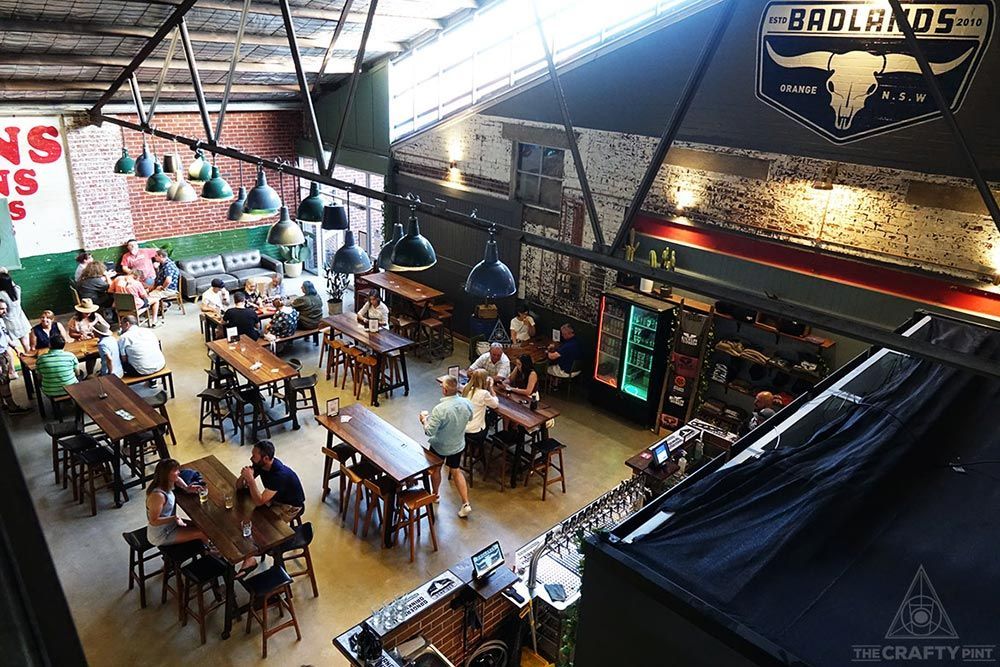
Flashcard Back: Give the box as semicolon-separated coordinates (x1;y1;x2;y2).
420;375;474;518
119;239;159;287
93;320;123;377
0;301;30;414
118;316;165;376
0;271;32;353
34;335;79;399
222;292;261;340
292;280;323;330
462;369;498;496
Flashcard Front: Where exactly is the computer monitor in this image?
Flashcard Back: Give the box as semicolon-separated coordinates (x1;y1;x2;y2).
471;541;504;580
651;441;670;467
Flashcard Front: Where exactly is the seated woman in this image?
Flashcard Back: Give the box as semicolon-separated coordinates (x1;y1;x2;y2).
265;273;285;299
30;310;70;351
67;299;108;376
292;280;323;330
243;278;263;308
77;261;114;310
264;297;299;339
503;353;540;402
145;459;207;548
110;272;161;326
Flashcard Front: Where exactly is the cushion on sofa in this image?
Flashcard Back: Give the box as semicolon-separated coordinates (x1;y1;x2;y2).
222;250;263;273
178;255;225;277
193;274;239;294
231;268;277;282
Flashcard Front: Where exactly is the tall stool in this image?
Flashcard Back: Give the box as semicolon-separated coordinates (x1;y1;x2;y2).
390;315;418;339
339;346;364;389
418;318;445;360
143;390;177;446
461;432;489;488
287;374;319;419
320;444;356;503
159;541;207;622
45;420;78;484
180;555;228;645
73;445;115;516
240;566;301;659
353;355;377;400
232;386;271;446
124;430;160;487
122;526;164;609
393;489;438;563
360;477;393;543
381;350;403;396
524;438;567;501
317;330;336;370
324;339;348;383
206;354;238;390
197;387;232;442
430;304;454;353
58;433;100;499
269;522;319;598
341;459;377;534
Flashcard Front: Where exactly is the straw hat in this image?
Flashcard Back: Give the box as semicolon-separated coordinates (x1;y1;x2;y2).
75;298;100;314
92;320;113;337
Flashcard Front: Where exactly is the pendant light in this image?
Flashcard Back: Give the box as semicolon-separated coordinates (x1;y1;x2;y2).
266;205;305;245
332;230;372;274
465;224;516;298
226;160;255;221
377;222;404;271
134;136;155;178
297;181;326;222
202;158;234;201
188;148;211;183
162;140;182;176
391;198;436;271
321;190;349;230
245;164;281;217
144;140;172;195
167;172;198;202
113;141;135;175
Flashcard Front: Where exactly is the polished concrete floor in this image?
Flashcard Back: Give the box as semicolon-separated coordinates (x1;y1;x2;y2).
9;286;656;666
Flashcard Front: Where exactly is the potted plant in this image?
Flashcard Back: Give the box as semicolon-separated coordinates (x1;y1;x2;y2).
325;263;350;315
278;243;303;278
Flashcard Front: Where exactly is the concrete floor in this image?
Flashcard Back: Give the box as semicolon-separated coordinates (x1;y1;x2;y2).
9;283;655;666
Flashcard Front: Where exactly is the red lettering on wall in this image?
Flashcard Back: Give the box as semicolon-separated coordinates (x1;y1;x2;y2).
27;126;62;163
13;169;37;196
0;170;9;197
0;128;20;166
7;200;25;221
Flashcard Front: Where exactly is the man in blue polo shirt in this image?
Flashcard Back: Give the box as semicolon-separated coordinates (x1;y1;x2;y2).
239;439;305;522
546;323;583;385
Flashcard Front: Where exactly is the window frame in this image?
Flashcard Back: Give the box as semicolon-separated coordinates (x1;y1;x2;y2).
511;141;565;214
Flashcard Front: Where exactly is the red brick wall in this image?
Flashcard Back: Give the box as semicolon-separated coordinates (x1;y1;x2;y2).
115;111;303;242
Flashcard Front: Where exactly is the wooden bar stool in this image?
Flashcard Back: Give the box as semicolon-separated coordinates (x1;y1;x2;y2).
340;460;377;535
180;555;228;645
524;438;567;501
390;315;418;339
287;374;320;419
58;433;100;499
320;444;356;503
339;346;364;389
269;522;319;598
159;541;207;622
393;489;438;563
45;420;79;484
324;339;348;383
124;430;161;487
418;318;445;360
240;566;302;659
122;526;164;609
317;329;335;370
143;390;177;446
197;387;232;442
73;445;115;516
360;476;396;542
232;386;271;447
353;355;377;400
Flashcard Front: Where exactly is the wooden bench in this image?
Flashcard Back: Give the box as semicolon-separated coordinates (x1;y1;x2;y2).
264;325;330;348
123;368;175;398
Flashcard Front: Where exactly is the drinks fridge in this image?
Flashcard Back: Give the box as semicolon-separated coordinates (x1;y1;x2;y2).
590;288;676;428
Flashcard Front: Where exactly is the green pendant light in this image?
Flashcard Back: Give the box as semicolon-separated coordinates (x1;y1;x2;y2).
267;206;305;245
114;147;135;175
145;163;172;195
188;149;211;183
377;222;404;271
297;182;326;222
391;199;436;271
245;164;281;217
332;230;373;274
202;165;234;200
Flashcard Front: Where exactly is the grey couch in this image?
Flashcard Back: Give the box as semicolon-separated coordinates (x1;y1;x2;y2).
176;250;282;299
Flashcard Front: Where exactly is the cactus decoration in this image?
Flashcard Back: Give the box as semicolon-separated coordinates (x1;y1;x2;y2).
650;247;677;271
624;228;638;262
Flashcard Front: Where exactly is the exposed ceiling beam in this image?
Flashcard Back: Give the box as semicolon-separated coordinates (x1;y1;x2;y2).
124;0;445;29
1;19;403;52
0;79;299;94
0;52;354;75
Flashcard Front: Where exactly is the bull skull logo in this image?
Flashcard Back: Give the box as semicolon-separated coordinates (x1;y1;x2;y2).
765;43;972;130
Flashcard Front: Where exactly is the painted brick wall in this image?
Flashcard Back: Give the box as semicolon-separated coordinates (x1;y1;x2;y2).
394;114;1000;321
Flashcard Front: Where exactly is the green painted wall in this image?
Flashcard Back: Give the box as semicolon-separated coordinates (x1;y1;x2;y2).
11;224;280;319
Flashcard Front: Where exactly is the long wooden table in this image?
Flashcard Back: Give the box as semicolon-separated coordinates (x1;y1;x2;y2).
65;375;168;506
22;339;101;417
207;336;301;437
318;403;433;548
358;270;443;321
323;313;413;407
176;455;294;640
200;306;276;343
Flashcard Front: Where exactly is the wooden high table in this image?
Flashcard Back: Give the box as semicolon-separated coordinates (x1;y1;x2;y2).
207;336;300;436
22;339;101;418
323;313;413;407
358;271;443;320
317;403;433;548
200;306;276;343
64;375;168;506
176;455;294;640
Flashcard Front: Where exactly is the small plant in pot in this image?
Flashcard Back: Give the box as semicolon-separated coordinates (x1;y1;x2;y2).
325;263;350;316
278;244;304;278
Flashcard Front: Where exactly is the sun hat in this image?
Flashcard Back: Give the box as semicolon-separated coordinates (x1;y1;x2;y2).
93;320;113;337
74;298;100;314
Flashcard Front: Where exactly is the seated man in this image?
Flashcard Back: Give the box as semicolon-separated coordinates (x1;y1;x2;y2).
149;249;179;302
93;320;123;377
356;290;389;329
119;239;159;287
110;272;161;326
222;292;261;340
469;342;510;380
200;278;231;313
546;323;582;381
265;273;285;299
35;334;80;399
118;315;165;376
510;303;536;343
238;440;304;523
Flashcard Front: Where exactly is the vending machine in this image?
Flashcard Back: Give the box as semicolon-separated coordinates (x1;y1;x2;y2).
590;288;677;428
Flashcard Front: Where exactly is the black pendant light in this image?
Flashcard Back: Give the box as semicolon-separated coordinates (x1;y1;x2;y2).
465;224;516;298
134;136;155;178
321;188;349;230
391;198;436;271
226;159;258;221
332;230;373;274
298;181;326;222
266;164;304;246
377;222;404;271
245;163;281;217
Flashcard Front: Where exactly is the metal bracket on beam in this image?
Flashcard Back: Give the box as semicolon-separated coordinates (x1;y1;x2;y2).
324;0;379;178
215;0;252;144
532;0;606;251
178;20;216;145
885;0;1000;235
609;0;735;256
278;0;327;173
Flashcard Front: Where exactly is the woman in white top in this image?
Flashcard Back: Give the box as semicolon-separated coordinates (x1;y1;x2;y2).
509;303;536;343
356;291;390;328
462;369;499;443
146;458;208;547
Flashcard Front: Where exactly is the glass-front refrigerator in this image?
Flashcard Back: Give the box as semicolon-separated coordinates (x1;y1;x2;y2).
591;288;676;428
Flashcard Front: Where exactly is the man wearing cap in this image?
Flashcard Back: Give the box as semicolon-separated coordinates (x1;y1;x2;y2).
93;319;123;378
200;278;231;314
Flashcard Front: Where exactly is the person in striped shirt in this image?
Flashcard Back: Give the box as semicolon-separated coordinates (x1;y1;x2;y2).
35;334;80;398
